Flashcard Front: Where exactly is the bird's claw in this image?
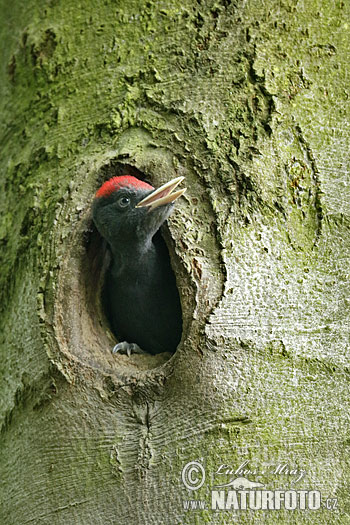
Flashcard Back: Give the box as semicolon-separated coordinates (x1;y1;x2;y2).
112;342;146;356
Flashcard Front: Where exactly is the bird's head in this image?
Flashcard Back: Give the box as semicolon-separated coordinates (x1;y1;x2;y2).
92;175;186;251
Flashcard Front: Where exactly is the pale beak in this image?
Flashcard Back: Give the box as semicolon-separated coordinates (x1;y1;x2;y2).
135;176;186;210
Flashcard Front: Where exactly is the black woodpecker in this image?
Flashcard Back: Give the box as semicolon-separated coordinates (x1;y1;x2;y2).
92;175;186;355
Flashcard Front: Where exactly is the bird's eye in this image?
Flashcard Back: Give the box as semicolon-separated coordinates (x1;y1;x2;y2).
117;196;130;209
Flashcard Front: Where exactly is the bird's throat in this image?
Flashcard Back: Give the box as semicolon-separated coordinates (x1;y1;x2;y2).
109;238;156;278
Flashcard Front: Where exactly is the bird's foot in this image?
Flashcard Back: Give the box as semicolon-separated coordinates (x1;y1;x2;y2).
112;341;147;356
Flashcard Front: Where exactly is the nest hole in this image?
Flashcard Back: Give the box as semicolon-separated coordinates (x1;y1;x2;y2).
83;163;184;364
54;162;186;374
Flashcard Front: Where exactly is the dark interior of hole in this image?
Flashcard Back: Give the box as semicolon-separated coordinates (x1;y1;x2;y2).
95;162;153;189
87;163;183;356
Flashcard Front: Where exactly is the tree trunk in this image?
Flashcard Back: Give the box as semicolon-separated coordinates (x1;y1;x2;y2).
0;1;348;523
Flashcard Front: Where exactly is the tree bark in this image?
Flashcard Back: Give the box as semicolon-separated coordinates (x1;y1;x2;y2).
0;0;349;523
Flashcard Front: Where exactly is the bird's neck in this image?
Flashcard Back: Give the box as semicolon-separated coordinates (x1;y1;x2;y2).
109;238;156;277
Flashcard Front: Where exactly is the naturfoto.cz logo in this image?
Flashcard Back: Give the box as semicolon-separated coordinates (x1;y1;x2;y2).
181;460;338;512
